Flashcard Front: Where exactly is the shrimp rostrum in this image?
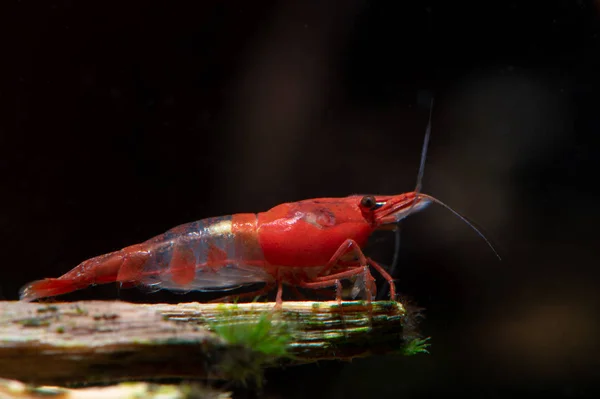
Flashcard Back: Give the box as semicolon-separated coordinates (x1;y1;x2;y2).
20;191;498;305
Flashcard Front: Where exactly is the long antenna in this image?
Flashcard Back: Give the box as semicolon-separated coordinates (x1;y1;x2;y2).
411;96;434;210
419;193;502;260
378;98;435;300
405;97;501;260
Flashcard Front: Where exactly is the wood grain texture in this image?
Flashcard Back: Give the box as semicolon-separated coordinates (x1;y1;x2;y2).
0;300;406;386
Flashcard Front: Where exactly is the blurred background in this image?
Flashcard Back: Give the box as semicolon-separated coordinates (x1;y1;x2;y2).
2;0;599;397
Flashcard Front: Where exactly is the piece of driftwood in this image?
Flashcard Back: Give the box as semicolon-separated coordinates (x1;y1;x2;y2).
145;301;407;360
0;300;408;386
0;377;231;399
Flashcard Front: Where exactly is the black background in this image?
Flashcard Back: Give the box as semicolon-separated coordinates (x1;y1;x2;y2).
2;1;599;398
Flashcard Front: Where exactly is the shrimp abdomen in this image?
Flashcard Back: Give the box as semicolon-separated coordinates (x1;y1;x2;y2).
19;214;271;302
136;214;272;292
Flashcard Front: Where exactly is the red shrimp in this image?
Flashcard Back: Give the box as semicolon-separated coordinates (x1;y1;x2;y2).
19;191;499;305
19;101;500;305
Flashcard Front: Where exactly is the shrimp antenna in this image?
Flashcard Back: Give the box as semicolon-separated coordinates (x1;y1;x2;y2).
408;97;500;260
419;193;502;260
411;96;434;209
380;97;435;301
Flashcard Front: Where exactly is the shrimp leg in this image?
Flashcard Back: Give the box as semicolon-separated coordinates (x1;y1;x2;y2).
298;278;344;305
366;258;396;299
301;265;375;302
316;239;365;278
313;239;396;300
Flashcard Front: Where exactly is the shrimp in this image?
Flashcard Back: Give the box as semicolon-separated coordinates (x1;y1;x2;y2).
19;193;500;306
19;101;500;305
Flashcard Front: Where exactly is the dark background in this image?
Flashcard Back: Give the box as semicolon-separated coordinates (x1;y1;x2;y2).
2;0;599;398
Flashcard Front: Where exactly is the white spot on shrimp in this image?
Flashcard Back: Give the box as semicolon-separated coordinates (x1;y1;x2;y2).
299;208;336;229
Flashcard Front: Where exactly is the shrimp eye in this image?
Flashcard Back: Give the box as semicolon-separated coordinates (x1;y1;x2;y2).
360;195;377;210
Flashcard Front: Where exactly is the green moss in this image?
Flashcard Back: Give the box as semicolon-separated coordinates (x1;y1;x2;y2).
402;337;430;356
207;308;294;387
213;312;293;358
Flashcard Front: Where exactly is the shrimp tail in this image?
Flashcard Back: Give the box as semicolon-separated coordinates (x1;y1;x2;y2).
18;245;150;302
19;278;81;302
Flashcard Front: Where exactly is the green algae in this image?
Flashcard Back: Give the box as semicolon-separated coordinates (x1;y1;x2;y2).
206;307;295;387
